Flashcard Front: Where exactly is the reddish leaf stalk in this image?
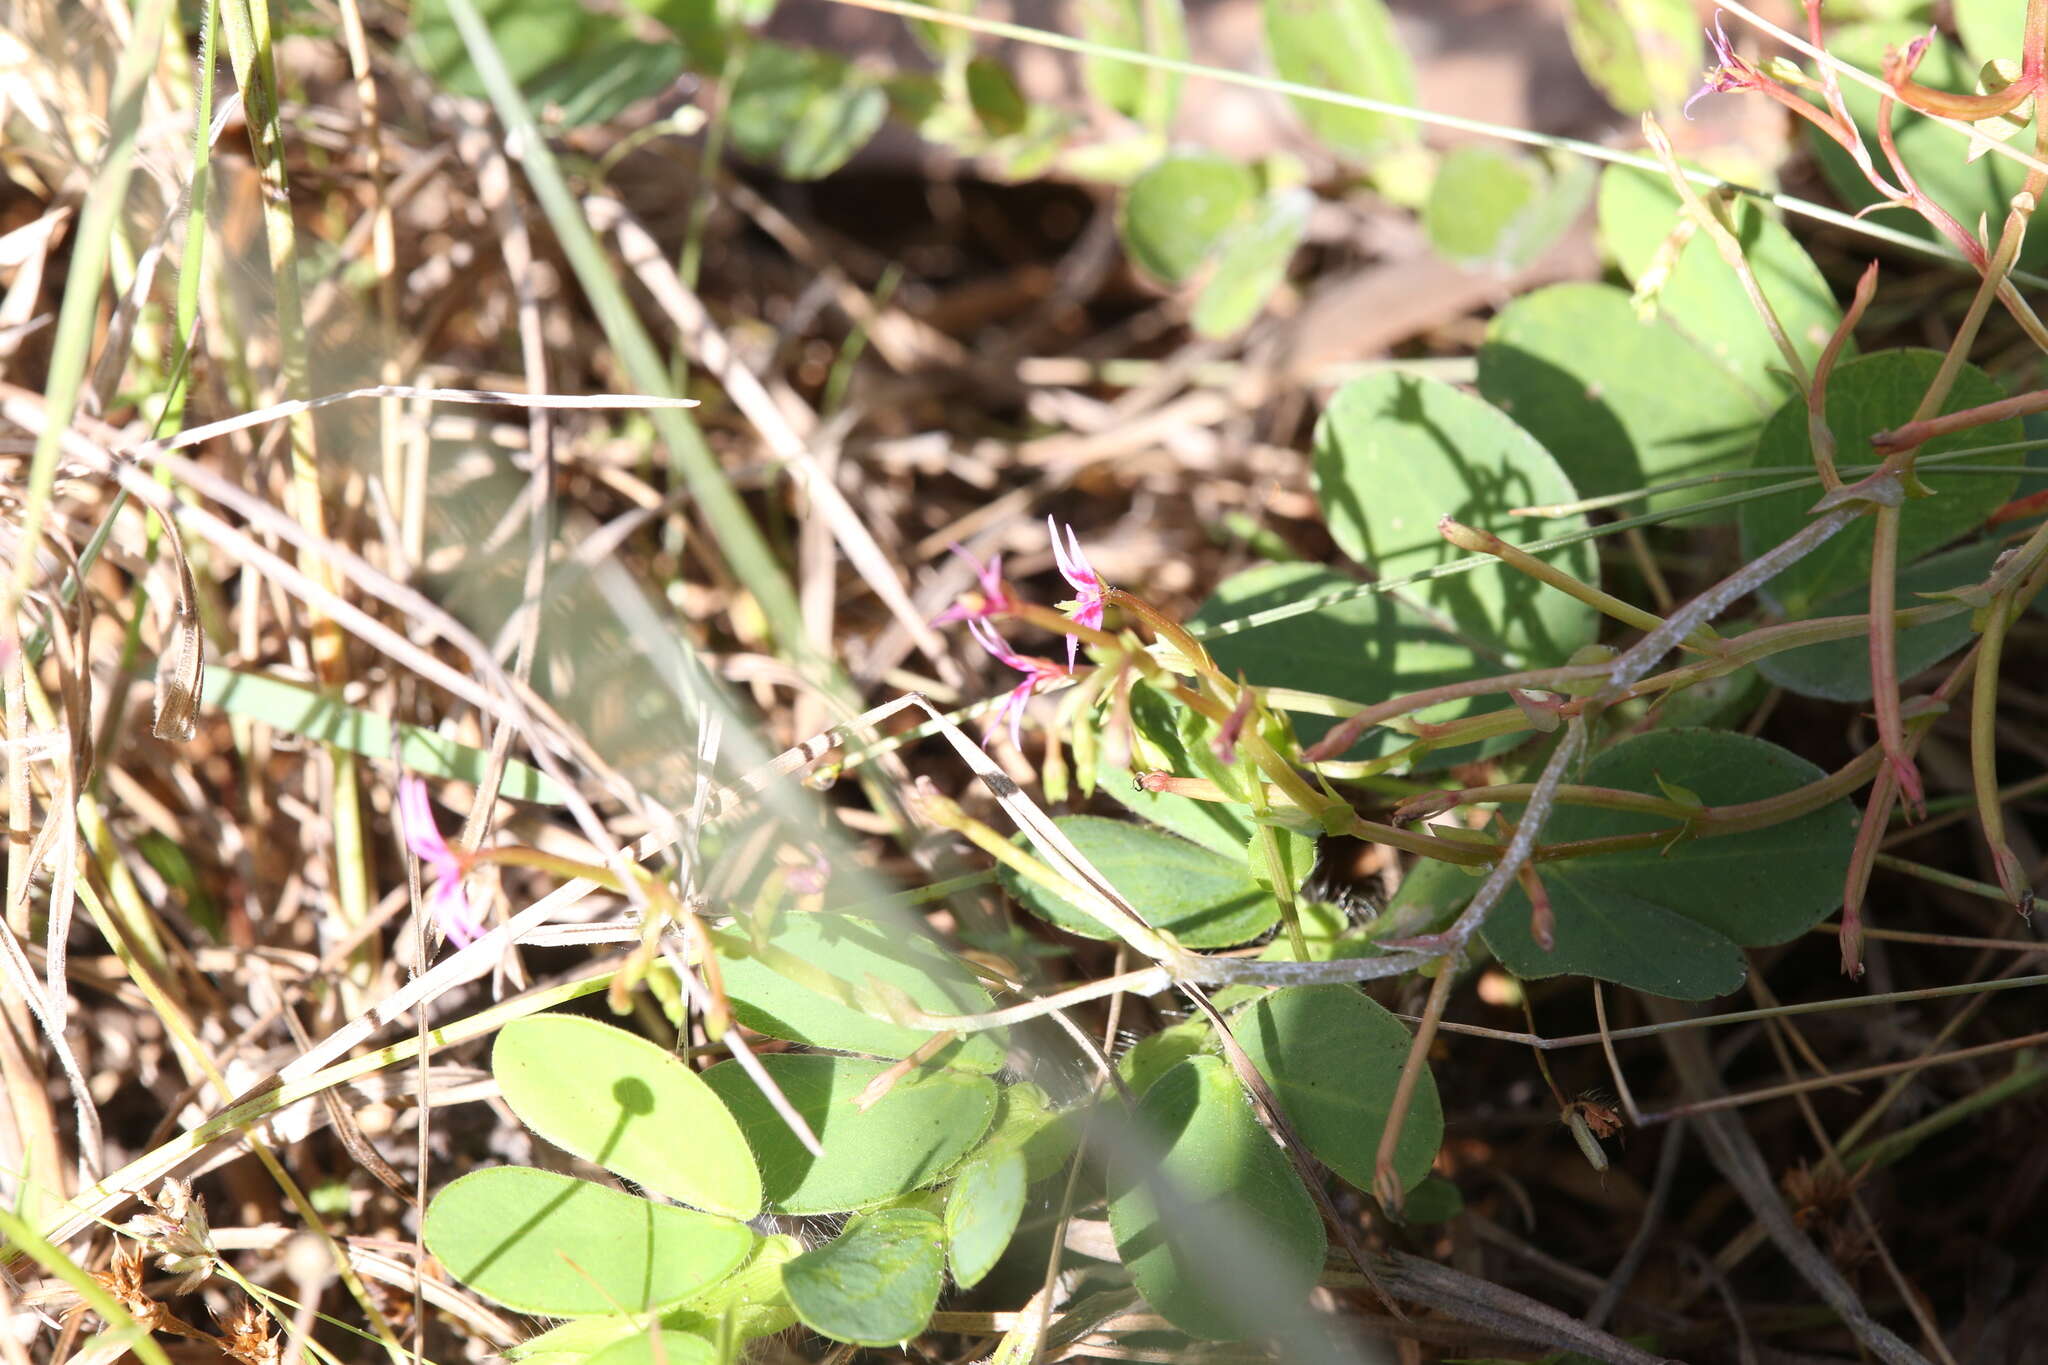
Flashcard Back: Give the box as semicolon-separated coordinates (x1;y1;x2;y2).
1807;260;1880;491
1373;958;1456;1219
1866;505;1923;815
1873;380;2048;451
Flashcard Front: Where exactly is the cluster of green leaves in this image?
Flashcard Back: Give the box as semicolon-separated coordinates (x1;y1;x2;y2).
429;913;1448;1350
409;0;1719;337
1129;153;2032;1000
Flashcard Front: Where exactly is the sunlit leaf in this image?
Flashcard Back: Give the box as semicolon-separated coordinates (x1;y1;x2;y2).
493;1014;762;1218
1561;0;1700;115
1479;282;1764;518
1120;154;1256;285
1261;0;1417;161
422;1168;753;1315
714;913;1007;1071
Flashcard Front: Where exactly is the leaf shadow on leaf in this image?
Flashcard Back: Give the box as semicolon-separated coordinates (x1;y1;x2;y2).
1478;343;1759;506
452;1176;661;1311
1330;375;1578;666
594;1078;654;1166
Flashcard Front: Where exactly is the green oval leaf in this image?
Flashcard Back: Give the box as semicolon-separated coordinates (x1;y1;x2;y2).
1957;0;2025;65
945;1150;1029;1288
1119;154;1256;285
998;815;1282;948
714;913;1007;1071
493;1015;762;1219
1261;0;1417;161
1479;282;1765;519
1737;349;2022;615
966;56;1028;137
409;0;686;126
1107;1055;1326;1340
1311;373;1596;651
1482;729;1859;999
1598;164;1843;403
728;41;886;180
1191;188;1310;337
781;1208;946;1346
584;1333;716;1365
1236;985;1442;1196
1757;540;2001;702
701;1055;997;1214
1073;0;1188;128
422;1168;753;1316
1423;145;1540;268
1562;0;1699;115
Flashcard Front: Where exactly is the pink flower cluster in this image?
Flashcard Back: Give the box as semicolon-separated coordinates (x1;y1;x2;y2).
937;518;1109;747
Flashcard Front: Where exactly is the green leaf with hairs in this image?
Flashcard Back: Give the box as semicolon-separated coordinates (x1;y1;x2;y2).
782;1208;946;1346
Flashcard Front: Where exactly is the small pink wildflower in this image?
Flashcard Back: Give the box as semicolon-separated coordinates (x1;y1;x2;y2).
967;618;1071;750
1685;14;1755;119
1047;516;1107;665
397;775;486;947
933;544;1015;626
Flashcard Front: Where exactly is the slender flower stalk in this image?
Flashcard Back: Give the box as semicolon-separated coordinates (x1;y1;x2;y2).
397;775;485;947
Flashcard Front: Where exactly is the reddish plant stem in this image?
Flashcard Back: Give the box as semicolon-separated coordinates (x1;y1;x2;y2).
1808;260;1879;490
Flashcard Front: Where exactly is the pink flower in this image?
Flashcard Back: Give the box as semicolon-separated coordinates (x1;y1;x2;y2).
1047;516;1107;665
967;618;1071;749
1685;13;1754;119
397;776;486;947
933;544;1014;626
